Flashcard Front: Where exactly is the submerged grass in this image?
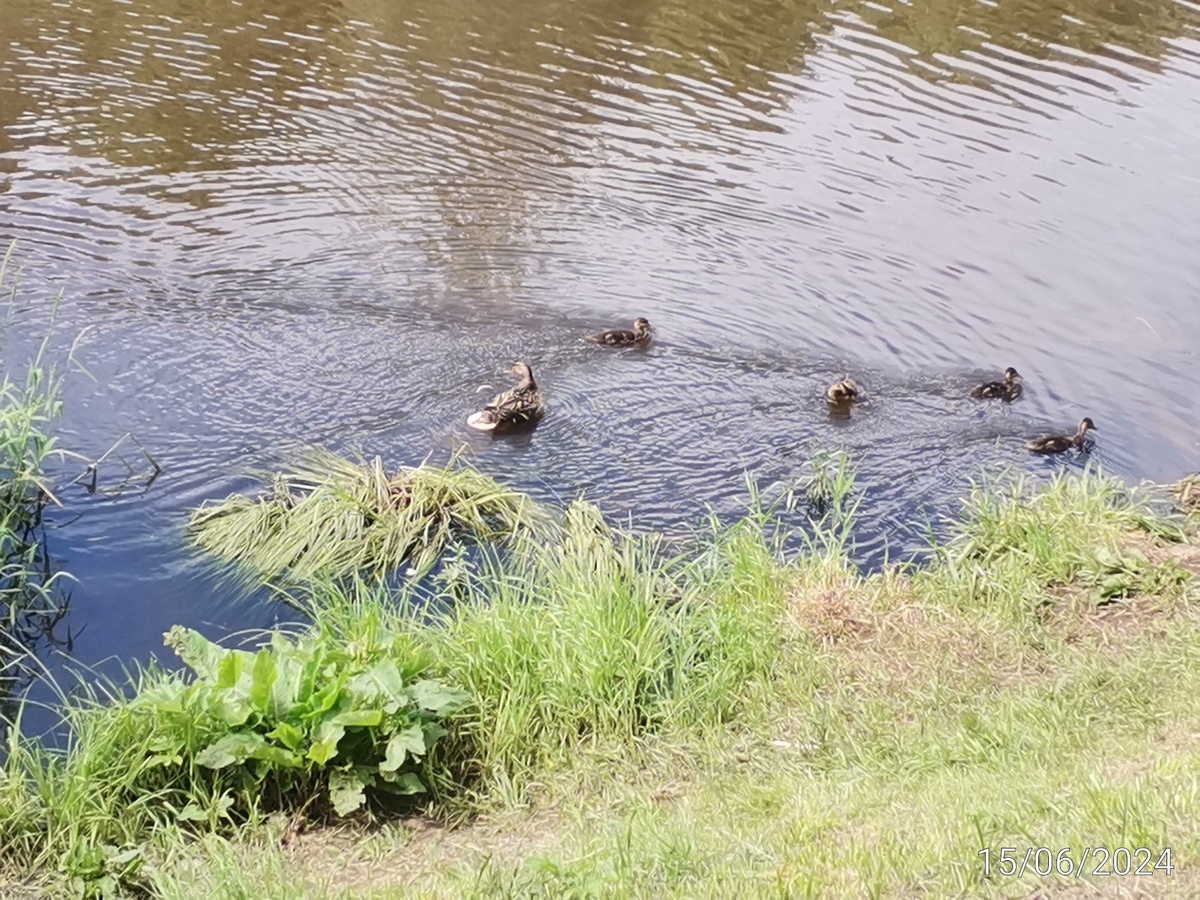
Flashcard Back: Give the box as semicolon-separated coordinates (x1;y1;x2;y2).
188;451;546;584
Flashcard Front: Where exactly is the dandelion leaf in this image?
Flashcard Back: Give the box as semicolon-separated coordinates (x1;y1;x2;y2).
266;721;305;751
308;718;345;764
410;679;469;714
196;731;267;769
331;708;383;728
347;659;409;711
329;769;372;816
248;648;278;715
380;723;426;772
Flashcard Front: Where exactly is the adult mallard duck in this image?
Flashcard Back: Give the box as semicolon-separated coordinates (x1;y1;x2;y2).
972;367;1022;401
586;317;651;346
1026;417;1096;455
466;361;545;431
826;375;859;404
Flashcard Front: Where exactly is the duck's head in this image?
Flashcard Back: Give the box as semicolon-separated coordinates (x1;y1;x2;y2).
1079;417;1097;434
510;360;533;378
634;317;651;333
1004;367;1021;382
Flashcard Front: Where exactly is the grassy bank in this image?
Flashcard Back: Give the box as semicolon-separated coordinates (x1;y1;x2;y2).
1;449;1197;896
149;472;1199;899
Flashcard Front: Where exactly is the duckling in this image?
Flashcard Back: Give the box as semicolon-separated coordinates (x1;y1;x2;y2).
971;367;1022;402
466;361;545;431
586;317;651;346
826;375;859;404
1025;417;1096;455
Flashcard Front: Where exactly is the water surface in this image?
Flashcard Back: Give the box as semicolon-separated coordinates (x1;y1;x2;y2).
0;0;1197;675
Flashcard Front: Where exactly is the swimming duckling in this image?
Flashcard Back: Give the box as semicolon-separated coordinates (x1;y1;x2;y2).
466;361;545;431
1025;417;1096;455
826;375;859;404
587;317;651;346
971;367;1022;402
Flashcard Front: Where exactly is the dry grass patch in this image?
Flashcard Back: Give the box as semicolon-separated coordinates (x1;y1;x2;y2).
1043;528;1197;654
1047;586;1177;655
156;809;569;898
787;565;1036;696
787;582;875;645
1130;530;1200;577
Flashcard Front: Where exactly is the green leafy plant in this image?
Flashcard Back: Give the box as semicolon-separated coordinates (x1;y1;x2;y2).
137;626;468;816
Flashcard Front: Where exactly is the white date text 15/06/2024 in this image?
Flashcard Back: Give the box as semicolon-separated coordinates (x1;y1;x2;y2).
978;847;1173;879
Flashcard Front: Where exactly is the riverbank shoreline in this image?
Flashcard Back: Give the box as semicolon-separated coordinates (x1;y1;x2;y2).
3;446;1198;897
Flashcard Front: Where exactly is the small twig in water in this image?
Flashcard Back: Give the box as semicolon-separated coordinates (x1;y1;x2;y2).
129;433;162;474
70;432;162;496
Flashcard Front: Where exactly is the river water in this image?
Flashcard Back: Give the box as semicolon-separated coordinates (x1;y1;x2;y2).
1;0;1198;674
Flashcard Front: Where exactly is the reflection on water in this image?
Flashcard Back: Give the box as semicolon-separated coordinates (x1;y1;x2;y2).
0;0;1197;669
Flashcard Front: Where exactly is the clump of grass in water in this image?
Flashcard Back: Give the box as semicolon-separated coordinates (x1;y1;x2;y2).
188;451;546;584
794;450;861;560
1;365;67;621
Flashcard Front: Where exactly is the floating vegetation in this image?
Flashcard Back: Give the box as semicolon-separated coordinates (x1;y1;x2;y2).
188;452;545;583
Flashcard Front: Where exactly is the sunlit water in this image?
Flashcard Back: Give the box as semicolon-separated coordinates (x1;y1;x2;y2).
0;0;1198;682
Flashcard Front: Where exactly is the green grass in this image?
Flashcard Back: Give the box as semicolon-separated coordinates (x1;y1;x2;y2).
291;496;788;809
1;252;82;724
144;470;1200;899
0;668;227;897
4;449;1200;897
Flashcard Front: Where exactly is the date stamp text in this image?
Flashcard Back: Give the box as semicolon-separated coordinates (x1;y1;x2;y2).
978;847;1173;879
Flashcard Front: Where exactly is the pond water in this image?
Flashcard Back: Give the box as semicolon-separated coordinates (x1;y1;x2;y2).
0;0;1198;679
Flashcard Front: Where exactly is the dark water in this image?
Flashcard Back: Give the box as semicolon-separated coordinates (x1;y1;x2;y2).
1;0;1198;679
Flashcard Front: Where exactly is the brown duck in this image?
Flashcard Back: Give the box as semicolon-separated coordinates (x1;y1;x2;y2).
971;367;1022;402
587;317;651;346
1026;417;1096;455
466;361;545;432
826;375;859;404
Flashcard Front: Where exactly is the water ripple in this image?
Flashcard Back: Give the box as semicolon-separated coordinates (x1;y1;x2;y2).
0;0;1198;669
